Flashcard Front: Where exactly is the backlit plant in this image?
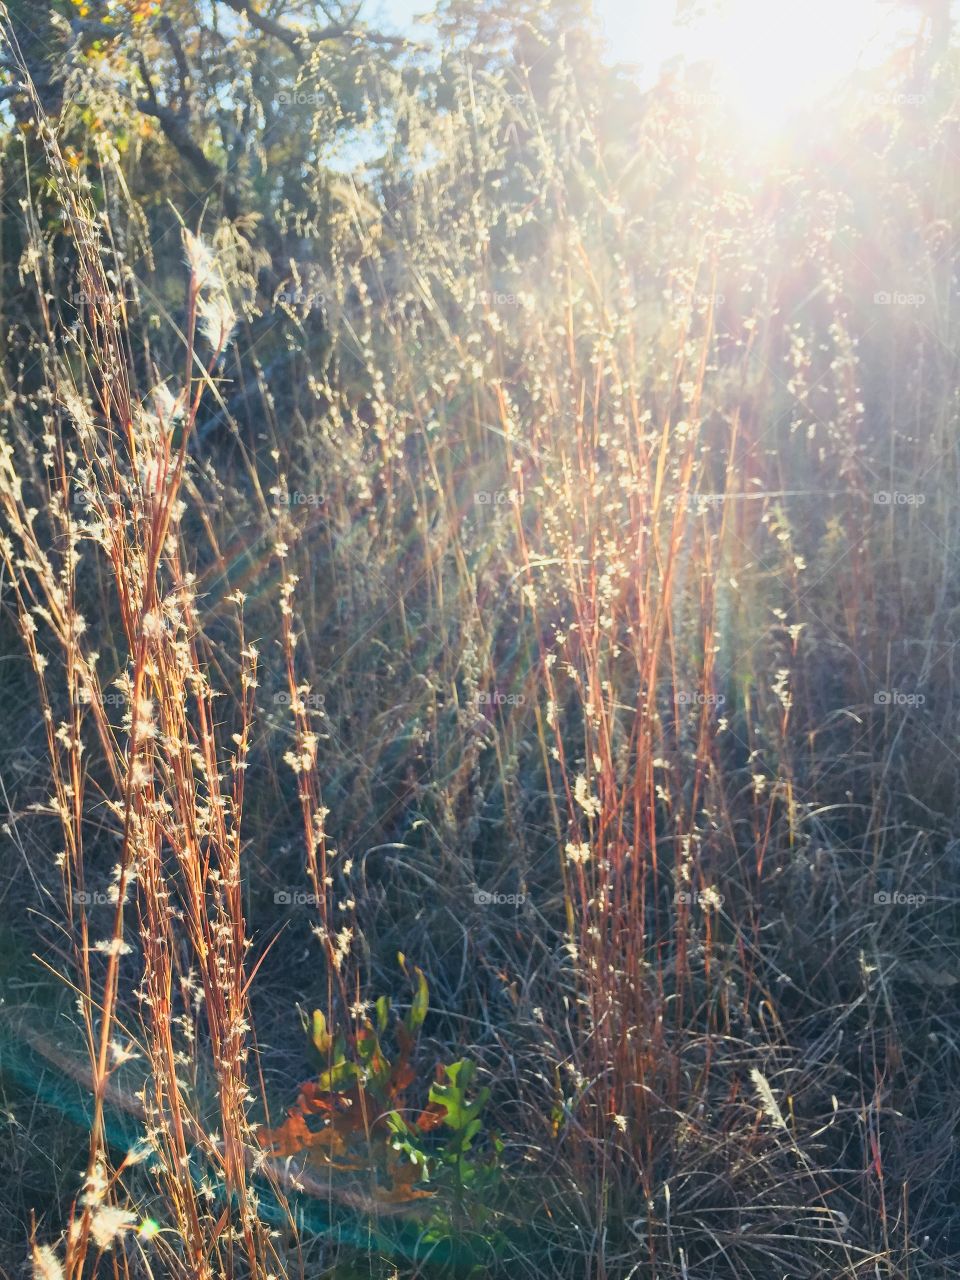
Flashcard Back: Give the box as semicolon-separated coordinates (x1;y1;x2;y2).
257;960;501;1221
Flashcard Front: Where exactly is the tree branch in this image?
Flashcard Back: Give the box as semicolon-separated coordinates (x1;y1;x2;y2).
216;0;424;59
218;0;305;56
159;16;193;115
136;53;239;218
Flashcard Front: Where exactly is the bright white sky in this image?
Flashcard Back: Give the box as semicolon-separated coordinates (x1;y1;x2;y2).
369;0;934;131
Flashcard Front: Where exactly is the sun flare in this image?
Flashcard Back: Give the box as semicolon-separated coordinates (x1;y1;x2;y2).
706;0;905;126
610;0;914;132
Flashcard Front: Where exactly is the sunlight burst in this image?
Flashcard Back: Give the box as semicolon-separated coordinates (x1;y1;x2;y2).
617;0;914;132
702;0;905;127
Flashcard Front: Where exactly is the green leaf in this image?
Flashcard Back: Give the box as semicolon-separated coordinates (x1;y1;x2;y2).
356;1026;377;1063
304;1008;335;1068
310;1009;332;1056
427;1059;489;1134
385;1111;431;1179
356;1025;392;1091
375;994;390;1034
384;1110;412;1138
315;1030;359;1090
404;964;429;1035
317;1054;360;1091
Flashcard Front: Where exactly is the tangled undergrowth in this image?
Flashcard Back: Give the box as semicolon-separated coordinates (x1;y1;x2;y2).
0;1;959;1276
